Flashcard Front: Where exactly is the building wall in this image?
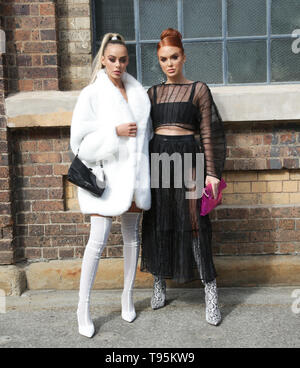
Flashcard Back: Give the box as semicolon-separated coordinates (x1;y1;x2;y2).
0;1;300;292
0;42;14;264
2;121;298;264
2;0;93;94
57;0;92;90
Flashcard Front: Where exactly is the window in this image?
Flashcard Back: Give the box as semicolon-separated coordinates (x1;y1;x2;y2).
91;0;300;87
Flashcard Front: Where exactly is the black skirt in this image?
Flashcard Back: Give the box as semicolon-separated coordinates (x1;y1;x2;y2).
141;134;217;284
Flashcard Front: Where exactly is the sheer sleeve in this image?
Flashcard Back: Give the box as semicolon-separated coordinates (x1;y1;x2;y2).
197;83;227;180
147;86;155;105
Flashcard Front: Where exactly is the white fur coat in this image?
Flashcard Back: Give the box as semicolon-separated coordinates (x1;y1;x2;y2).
70;69;152;216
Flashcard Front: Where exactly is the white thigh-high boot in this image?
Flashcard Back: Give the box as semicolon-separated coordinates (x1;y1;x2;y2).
77;216;112;337
120;212;142;322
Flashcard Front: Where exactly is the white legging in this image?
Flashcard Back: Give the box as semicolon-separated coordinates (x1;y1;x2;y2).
78;212;141;321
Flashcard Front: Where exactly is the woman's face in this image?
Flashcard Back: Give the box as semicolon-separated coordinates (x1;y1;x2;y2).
157;46;186;79
101;43;129;82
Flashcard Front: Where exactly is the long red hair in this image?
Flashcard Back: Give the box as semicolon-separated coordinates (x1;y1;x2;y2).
157;28;184;54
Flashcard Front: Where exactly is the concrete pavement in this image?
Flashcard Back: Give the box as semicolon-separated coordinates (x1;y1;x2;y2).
0;286;300;348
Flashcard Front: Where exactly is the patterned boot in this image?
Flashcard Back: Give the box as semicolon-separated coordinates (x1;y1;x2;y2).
151;276;166;310
204;279;222;326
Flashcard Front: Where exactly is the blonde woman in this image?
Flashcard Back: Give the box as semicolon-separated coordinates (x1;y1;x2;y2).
70;33;151;338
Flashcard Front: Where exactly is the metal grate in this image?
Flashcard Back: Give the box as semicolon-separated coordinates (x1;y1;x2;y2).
91;0;300;86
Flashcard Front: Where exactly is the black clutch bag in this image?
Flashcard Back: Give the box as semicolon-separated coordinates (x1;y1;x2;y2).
67;149;106;197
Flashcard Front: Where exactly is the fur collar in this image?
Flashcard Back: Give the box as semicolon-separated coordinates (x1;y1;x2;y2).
94;69;150;126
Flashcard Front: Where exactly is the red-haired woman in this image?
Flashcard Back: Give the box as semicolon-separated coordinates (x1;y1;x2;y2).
141;28;226;326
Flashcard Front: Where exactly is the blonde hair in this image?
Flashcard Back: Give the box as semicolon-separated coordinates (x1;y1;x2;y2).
89;33;126;85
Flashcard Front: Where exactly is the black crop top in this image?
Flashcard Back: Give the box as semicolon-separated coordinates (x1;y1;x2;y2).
148;81;227;180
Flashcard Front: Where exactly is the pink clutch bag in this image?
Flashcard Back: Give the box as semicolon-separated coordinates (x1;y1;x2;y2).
200;178;227;216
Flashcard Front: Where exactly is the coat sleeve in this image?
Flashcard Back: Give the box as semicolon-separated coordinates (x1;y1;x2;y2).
197;82;227;180
70;86;121;163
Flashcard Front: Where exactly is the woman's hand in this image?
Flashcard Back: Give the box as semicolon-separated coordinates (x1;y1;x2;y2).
116;122;137;137
205;175;220;199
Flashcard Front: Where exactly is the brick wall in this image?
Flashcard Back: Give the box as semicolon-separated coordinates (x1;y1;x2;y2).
210;121;300;257
57;0;92;90
3;0;59;93
5;121;298;264
10;126;124;261
0;48;15;264
0;1;300;269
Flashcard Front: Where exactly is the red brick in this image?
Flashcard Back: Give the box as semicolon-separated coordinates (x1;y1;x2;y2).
31;152;61;163
0;179;10;190
271;207;293;218
14;30;31;41
19;140;37;151
249;207;272;218
45;225;60;236
42;248;58;259
30;176;62;188
75;247;85;258
21;236;51;248
59;248;75;258
263;243;279;254
19;67;58;79
278;219;295;230
60;224;76;235
107;234;123;246
53;164;69;175
0;240;13;252
28;225;45;236
217;208;249;219
238;243;263;255
52;236;83;247
43;79;58;90
17;212;50;225
40;29;56;41
35;164;53;175
0;203;12;215
215;231;250;243
279;243;296;253
48;188;63;200
280;133;296;144
0;251;15;265
32;200;64;212
0;167;9;178
33;80;43;90
30;4;40;16
219;243;239;255
76;224;90;235
22;166;36;176
25;248;42;259
37;140;53;152
0;192;11;202
19;79;34;91
20;17;56;30
250;231;270;242
270;230;300;242
42;55;57;66
31;30;40;41
50;212;83;224
107;246;123;257
32;55;42;66
40;3;55;16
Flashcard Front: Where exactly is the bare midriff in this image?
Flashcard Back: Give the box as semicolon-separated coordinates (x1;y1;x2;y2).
90;201;142;217
155;126;194;135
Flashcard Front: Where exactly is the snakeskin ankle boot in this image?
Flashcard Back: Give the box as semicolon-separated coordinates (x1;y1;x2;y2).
204;279;222;326
151;276;166;310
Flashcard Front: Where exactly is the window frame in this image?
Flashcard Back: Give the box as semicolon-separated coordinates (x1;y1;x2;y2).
91;0;300;87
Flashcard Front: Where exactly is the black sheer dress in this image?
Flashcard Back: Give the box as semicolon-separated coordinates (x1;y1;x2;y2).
141;81;227;283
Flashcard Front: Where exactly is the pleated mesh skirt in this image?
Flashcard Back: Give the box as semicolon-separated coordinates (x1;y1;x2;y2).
141;134;217;284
